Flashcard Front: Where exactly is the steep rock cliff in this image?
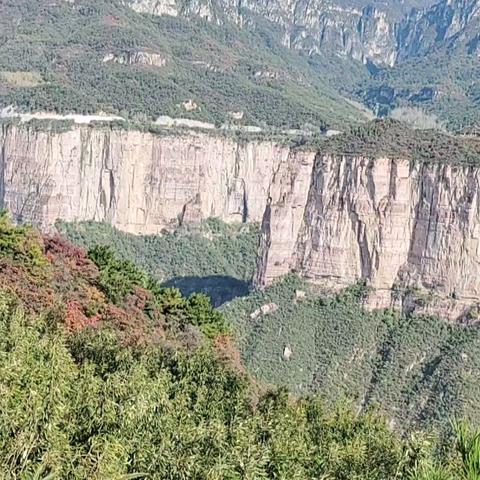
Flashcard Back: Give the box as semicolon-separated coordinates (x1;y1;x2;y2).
0;124;315;234
126;0;410;66
256;155;480;320
3;123;480;320
397;0;480;60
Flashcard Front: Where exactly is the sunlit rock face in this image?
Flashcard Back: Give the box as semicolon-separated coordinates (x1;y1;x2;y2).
255;155;480;321
124;0;398;65
0;124;315;235
3;123;480;320
125;0;479;67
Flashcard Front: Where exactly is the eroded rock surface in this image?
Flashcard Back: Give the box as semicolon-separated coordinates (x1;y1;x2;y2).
256;155;480;320
0;124;314;235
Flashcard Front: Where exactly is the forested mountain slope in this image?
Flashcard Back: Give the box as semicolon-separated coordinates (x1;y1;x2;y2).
223;276;480;433
2;0;480;129
0;0;367;129
121;0;480;129
60;219;480;435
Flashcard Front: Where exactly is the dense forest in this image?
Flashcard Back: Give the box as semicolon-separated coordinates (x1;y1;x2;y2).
223;276;480;433
57;219;259;306
1;212;480;479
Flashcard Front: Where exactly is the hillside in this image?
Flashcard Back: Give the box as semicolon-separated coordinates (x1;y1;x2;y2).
120;0;480;130
3;213;480;478
2;0;479;130
222;276;480;433
0;0;366;129
60;220;480;434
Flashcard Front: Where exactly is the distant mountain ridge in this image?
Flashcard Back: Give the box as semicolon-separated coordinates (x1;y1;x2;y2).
126;0;479;67
123;0;480;128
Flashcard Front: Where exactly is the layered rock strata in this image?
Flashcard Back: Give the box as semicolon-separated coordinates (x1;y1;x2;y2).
256;155;480;319
0;124;314;234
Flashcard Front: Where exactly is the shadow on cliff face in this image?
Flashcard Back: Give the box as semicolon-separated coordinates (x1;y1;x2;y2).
161;275;250;307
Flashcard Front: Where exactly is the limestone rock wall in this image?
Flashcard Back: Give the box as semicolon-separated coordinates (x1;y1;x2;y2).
0;124;314;234
256;155;480;319
126;0;478;67
3;123;480;319
126;0;401;66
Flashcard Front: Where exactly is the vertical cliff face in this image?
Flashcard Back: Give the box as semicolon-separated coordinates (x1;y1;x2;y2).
256;154;480;319
3;123;480;319
0;124;315;234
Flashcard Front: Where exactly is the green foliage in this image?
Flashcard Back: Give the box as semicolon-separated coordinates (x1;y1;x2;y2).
87;244;229;339
454;421;480;480
58;219;260;305
88;245;149;304
0;219;479;478
184;293;230;339
0;291;472;479
317;119;480;165
0;0;365;129
222;276;480;432
0;211;47;271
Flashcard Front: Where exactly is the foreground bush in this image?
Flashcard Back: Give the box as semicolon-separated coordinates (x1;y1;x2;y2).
0;215;478;479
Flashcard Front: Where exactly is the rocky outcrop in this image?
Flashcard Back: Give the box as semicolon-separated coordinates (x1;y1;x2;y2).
0;124;315;234
102;50;167;67
397;0;480;60
125;0;479;67
128;0;178;17
256;155;480;320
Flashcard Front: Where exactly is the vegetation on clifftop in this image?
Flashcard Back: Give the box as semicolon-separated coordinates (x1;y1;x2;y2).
317;119;480;165
0;0;365;129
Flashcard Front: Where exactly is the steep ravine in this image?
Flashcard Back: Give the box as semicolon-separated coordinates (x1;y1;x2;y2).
2;123;480;320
